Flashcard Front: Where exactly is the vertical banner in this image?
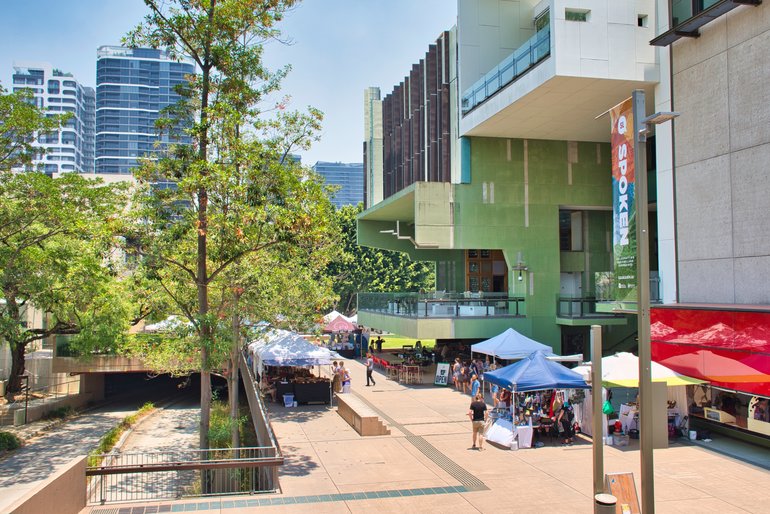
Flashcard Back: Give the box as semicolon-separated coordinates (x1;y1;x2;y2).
610;98;637;305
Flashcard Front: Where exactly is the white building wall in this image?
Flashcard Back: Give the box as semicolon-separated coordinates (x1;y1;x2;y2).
654;0;676;304
670;3;770;305
11;61;94;174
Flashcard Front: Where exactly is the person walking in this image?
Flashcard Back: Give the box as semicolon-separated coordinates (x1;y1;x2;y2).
366;353;376;386
468;393;488;450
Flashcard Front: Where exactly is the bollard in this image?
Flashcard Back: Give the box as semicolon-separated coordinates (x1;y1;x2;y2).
594;493;617;514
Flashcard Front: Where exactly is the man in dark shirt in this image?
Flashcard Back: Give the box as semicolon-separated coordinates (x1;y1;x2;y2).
468;393;488;450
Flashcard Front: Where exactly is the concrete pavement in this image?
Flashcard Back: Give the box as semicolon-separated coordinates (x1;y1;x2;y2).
82;357;770;513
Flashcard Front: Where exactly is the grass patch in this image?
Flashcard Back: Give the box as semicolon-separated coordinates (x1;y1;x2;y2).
377;335;435;350
87;402;155;466
0;431;22;452
42;405;76;420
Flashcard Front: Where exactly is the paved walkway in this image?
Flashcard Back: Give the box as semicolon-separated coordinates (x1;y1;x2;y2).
0;403;141;512
84;358;770;513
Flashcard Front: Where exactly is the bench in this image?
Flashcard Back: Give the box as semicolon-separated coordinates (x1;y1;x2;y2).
336;394;390;436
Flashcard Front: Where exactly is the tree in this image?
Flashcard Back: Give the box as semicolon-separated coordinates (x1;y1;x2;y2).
125;0;338;449
0;84;65;171
0;171;127;396
328;204;435;313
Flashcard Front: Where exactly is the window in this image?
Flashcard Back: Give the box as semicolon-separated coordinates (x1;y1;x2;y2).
565;8;590;22
638;14;648;27
47;80;60;94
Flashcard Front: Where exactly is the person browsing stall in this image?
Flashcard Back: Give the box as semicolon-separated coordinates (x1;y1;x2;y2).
468;393;488;450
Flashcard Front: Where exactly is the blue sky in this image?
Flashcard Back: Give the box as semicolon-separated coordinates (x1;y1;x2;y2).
0;0;457;165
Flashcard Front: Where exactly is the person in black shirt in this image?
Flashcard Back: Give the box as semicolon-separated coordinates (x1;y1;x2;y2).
468;393;488;450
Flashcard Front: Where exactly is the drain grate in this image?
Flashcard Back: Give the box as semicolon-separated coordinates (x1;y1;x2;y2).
352;392;488;492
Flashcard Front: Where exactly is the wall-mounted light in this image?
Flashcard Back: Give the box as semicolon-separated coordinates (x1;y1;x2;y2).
512;255;528;282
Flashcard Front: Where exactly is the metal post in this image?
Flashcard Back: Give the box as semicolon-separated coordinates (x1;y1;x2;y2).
22;375;29;424
632;89;655;513
591;325;604;499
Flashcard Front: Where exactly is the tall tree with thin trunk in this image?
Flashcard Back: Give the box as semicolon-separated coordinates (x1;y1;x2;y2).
125;0;338;449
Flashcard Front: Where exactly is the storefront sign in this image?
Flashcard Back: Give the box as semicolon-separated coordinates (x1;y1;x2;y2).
434;363;451;386
610;97;637;305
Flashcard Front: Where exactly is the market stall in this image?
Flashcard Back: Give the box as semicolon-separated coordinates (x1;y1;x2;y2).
323;314;358;358
482;351;590;449
572;352;704;445
248;329;338;405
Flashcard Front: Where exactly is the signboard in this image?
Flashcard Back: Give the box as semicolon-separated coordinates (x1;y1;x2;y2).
610;97;637;305
434;363;451;386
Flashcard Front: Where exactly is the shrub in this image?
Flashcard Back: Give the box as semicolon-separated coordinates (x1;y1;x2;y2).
43;406;76;420
0;431;22;451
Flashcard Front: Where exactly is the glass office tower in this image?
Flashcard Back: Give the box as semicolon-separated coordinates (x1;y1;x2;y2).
312;161;364;208
11;62;95;174
95;46;195;174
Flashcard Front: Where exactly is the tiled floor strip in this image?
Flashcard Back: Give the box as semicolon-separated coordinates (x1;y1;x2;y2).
352;391;489;492
89;486;469;513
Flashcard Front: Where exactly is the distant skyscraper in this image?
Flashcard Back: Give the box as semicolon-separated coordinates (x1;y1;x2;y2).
11;62;95;174
312;161;364;208
95;46;195;174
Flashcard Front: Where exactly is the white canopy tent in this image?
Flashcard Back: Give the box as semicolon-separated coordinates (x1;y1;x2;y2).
248;329;341;370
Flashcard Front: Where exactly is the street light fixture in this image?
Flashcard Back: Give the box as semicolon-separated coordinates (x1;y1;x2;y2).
632;90;679;514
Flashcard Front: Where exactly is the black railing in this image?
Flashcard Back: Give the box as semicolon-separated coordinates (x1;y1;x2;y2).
556;296;627;319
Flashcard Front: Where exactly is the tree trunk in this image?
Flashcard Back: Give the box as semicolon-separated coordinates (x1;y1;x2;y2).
3;292;25;398
197;4;214;451
5;341;26;398
229;293;241;452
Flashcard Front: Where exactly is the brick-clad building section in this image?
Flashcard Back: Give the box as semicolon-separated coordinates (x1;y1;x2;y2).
381;31;452;199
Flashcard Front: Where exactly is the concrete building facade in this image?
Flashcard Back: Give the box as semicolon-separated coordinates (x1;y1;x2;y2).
95;46;194;175
10;62;95;174
359;0;661;353
649;0;770;444
313;161;365;208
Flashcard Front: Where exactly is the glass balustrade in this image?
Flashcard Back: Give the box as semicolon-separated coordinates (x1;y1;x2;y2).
461;27;551;115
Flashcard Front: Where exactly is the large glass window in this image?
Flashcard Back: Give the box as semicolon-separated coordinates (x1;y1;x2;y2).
47;80;60;94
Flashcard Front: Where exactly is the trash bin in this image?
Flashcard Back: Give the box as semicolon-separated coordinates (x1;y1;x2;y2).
594;493;617;514
283;394;294;407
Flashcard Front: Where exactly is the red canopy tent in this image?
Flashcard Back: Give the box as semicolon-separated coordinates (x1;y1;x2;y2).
324;315;355;333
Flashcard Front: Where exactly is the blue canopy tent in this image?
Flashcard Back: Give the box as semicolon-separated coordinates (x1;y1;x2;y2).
484;351;590;392
470;328;554;360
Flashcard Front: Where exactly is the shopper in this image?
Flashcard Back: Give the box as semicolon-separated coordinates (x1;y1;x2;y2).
468;393;488;450
470;374;481;398
340;363;352;393
557;400;575;445
452;357;462;390
366;353;376;386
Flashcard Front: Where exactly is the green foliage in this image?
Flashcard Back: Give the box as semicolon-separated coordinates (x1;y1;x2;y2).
122;0;339;447
88;402;155;466
0;431;22;452
208;400;247;449
327;204;435;313
0;84;69;171
0;171;128;395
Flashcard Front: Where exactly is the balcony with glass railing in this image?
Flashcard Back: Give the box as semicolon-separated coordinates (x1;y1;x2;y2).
358;292;526;319
461;27;551;115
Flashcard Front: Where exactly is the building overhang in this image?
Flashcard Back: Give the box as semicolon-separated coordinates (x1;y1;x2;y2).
357;182;454;253
651;1;763;47
460;74;657;142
